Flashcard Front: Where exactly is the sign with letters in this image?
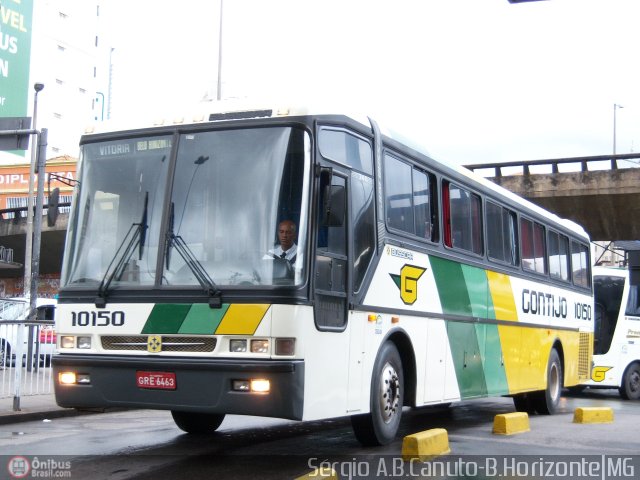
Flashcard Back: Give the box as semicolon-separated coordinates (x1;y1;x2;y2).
0;0;34;156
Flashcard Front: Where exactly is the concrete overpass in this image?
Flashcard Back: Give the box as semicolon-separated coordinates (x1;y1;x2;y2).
465;153;640;241
0;211;68;278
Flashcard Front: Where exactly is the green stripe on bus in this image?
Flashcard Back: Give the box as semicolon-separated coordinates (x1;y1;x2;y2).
447;321;488;397
142;304;191;334
179;303;229;334
430;256;472;317
431;256;510;397
479;323;509;395
461;264;488;318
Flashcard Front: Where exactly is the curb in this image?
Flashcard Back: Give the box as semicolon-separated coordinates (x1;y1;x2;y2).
0;407;127;426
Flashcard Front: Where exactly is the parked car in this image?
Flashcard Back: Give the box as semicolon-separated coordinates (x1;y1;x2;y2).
0;297;57;368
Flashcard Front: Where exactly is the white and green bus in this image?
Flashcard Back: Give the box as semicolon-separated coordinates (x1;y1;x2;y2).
53;105;593;445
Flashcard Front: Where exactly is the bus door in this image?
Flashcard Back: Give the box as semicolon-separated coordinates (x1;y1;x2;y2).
314;168;348;330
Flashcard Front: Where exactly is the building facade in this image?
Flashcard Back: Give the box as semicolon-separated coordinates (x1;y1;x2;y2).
1;0;110;165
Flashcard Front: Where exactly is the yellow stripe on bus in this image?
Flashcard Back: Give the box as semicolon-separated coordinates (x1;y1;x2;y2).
486;271;523;393
214;304;270;335
487;271;518;321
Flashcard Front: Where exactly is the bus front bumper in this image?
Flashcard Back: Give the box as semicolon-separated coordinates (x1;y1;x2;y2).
52;354;304;420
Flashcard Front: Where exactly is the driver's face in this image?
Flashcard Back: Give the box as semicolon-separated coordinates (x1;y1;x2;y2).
278;222;295;251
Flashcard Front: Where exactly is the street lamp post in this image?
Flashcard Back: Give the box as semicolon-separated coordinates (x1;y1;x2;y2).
23;83;44;305
613;103;623;169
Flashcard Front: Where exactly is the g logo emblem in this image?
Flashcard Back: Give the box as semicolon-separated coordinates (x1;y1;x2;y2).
591;366;612;382
390;265;426;305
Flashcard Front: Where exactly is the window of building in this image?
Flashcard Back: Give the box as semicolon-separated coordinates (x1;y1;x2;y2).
521;217;546;274
548;230;570;282
486;201;518;266
443;181;482;255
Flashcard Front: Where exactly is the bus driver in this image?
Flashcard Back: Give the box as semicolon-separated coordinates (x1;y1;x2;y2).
267;220;297;264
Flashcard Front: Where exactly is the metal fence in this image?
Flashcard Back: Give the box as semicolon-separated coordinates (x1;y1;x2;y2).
0;299;55;402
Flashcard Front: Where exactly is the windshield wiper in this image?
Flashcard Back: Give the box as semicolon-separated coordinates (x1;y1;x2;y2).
95;192;149;308
165;202;222;308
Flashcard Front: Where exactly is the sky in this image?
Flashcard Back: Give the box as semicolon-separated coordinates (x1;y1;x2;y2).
103;0;640;167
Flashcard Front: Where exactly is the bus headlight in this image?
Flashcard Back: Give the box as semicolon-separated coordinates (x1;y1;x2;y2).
58;372;91;385
58;372;76;385
229;339;247;352
250;339;269;353
232;379;270;393
77;336;92;349
60;336;75;349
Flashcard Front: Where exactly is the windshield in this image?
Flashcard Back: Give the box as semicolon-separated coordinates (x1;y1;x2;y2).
61;126;310;291
163;127;310;287
62;135;171;287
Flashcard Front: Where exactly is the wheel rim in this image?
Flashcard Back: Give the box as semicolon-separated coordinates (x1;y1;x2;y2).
629;369;640;394
549;362;560;401
378;361;401;424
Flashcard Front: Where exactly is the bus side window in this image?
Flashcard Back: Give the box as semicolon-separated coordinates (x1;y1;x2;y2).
444;182;483;255
625;283;640;316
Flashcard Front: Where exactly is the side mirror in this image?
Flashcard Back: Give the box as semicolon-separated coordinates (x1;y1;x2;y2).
47;187;60;227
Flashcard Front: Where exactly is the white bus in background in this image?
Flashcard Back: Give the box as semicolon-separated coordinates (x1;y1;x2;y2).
589;266;640;399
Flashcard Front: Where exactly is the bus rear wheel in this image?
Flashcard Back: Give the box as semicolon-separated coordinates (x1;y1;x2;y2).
351;341;404;446
171;411;226;434
619;362;640;400
532;348;562;414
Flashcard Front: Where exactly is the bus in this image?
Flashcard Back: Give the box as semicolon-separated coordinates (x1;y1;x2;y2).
589;265;640;399
52;105;593;445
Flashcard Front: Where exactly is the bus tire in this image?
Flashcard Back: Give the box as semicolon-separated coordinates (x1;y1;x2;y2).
351;341;404;446
532;348;562;414
618;362;640;400
171;411;226;434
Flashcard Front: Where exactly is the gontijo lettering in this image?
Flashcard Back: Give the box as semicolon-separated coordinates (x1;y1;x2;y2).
521;289;567;318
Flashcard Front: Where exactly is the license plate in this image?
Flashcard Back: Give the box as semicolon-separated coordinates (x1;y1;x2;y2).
136;371;176;390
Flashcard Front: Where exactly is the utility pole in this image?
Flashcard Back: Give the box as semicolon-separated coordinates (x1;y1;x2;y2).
23;83;44;303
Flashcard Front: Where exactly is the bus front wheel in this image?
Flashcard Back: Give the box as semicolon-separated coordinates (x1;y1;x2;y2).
619;362;640;400
532;348;562;414
351;341;404;446
171;411;226;434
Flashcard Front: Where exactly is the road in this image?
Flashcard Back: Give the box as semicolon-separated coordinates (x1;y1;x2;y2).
0;389;638;479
